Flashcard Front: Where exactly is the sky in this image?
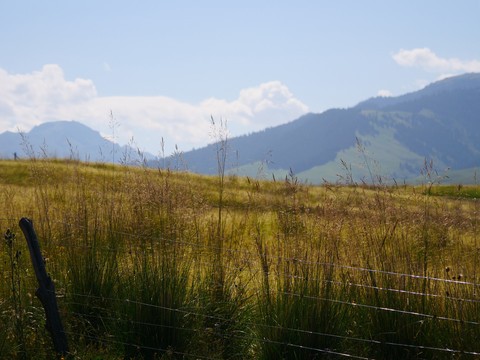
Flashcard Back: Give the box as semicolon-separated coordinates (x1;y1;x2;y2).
1;1;480;156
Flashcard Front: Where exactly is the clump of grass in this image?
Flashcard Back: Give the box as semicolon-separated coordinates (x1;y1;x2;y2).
65;230;119;342
256;262;350;359
193;265;255;360
185;117;256;359
3;228;27;359
117;243;193;359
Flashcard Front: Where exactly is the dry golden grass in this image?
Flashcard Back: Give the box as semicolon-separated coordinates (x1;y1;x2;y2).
0;158;479;359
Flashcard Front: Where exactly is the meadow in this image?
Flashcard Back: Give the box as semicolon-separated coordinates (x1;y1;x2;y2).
0;155;479;359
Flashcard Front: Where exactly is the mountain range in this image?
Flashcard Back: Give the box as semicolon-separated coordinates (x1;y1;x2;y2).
170;73;480;184
1;73;480;184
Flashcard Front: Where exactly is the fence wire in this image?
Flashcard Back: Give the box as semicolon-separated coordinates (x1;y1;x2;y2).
2;217;480;359
38;218;480;287
59;299;480;358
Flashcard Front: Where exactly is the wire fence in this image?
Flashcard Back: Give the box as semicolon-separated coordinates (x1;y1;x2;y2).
1;217;479;359
58;292;480;358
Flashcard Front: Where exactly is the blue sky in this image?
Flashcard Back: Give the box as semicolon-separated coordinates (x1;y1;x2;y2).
1;1;480;155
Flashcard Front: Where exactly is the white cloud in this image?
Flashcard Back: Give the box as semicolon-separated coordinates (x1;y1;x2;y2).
0;65;308;155
393;48;480;73
103;62;111;72
0;64;97;130
377;89;392;97
436;73;457;81
201;81;308;132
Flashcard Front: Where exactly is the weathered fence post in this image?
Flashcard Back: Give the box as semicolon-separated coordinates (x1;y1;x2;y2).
19;217;69;357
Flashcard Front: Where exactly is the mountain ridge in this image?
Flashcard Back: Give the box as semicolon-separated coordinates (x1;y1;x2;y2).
1;73;480;184
171;73;480;183
0;120;156;163
355;72;480;110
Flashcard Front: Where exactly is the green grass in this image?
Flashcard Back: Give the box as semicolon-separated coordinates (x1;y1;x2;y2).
426;184;480;198
0;158;479;359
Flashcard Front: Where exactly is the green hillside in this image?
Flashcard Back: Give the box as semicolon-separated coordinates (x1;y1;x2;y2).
176;73;480;184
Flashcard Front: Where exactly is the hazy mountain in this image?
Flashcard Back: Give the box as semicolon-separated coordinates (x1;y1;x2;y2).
2;73;480;184
0;120;155;163
169;73;480;184
356;73;480;110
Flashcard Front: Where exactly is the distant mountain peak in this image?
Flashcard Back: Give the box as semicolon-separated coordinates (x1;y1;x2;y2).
356;72;480;110
421;72;480;94
0;120;156;163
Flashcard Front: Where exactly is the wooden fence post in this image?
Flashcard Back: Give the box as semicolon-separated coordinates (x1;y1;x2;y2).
19;218;69;357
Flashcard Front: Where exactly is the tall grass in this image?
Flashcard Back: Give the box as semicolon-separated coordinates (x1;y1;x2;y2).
0;154;479;358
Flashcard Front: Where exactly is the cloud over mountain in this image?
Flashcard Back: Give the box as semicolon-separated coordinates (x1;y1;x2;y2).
377;89;393;97
0;65;97;128
0;65;308;155
200;81;308;133
393;48;480;73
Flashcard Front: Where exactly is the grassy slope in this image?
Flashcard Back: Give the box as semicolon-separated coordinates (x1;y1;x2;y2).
0;159;479;359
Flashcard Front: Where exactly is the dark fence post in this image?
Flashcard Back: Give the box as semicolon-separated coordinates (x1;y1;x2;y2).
19;218;69;357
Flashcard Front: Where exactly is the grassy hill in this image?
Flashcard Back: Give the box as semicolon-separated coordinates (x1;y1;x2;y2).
0;159;479;358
